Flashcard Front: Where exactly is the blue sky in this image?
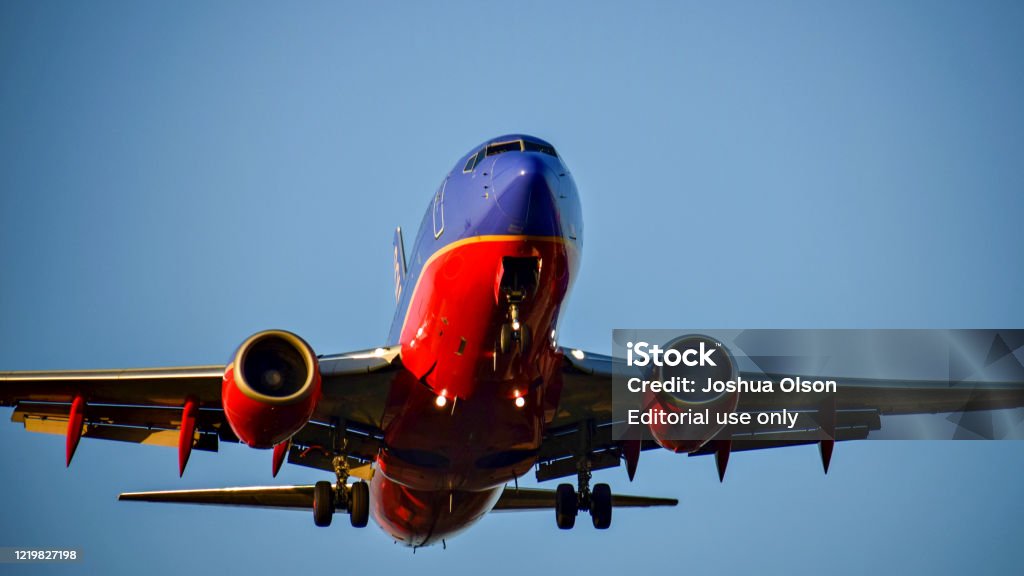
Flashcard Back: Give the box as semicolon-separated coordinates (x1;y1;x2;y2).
1;1;1023;574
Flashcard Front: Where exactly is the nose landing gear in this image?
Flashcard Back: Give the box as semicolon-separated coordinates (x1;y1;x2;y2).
499;305;532;354
497;257;539;355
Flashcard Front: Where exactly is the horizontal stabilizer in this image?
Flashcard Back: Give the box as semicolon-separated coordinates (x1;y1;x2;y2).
493;486;677;511
119;485;315;510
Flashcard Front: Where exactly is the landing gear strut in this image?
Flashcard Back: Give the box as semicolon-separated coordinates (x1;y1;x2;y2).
310;455;370;528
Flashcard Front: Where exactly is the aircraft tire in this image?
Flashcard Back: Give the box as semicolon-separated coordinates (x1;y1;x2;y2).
313;480;334;527
349;481;369;528
499;323;513;354
591;483;612;529
555;483;577;529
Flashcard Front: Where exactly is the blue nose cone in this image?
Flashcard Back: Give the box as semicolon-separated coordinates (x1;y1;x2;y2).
490;153;560;234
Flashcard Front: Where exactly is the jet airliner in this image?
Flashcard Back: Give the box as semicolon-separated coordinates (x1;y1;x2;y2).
3;135;1023;547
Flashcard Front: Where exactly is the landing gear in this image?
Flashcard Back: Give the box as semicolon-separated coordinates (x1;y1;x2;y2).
552;460;614;530
311;455;370;528
555;483;577;529
313;480;334;527
499;306;532;354
496;257;539;355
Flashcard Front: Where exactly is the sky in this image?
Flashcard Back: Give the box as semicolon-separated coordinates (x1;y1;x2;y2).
1;1;1023;574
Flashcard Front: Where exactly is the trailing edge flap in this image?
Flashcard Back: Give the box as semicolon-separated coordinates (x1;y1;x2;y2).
492;486;678;512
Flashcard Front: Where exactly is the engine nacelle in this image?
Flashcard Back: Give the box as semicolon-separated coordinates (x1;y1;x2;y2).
642;334;740;454
222;330;321;448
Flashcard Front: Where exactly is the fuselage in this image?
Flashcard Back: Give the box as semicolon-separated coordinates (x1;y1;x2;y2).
370;135;582;546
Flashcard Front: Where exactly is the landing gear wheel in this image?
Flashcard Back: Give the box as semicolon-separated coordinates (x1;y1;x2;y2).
349;481;369;528
313;480;334;527
591;483;612;529
519;325;532;351
555;483;577;529
499;323;513;354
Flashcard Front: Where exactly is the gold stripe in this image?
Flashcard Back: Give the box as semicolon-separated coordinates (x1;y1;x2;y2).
398;235;573;339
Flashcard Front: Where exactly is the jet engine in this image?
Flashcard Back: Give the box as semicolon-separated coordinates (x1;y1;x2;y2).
641;334;740;454
221;330;321;448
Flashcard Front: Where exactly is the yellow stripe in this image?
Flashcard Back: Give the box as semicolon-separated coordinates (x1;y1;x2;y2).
398;235;574;339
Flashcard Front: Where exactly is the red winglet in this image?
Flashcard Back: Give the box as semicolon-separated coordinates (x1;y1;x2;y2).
272;439;290;478
66;395;86;467
178;397;198;477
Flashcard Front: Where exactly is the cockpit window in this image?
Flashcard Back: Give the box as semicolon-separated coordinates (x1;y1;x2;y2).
523;141;558;157
463;151;480;172
485;140;524;157
484;139;559;158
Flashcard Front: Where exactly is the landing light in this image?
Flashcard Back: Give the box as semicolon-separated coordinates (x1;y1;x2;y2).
512;320;521;331
571;349;585;360
373;347;387;357
435;389;449;408
514;396;526;408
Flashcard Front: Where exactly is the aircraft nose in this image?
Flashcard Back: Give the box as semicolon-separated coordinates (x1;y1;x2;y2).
491;153;559;230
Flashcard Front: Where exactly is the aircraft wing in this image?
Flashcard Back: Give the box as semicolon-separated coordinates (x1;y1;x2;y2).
0;346;402;474
117;484;677;512
539;346;1024;482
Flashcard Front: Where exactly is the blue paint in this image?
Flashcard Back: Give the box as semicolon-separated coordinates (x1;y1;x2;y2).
388;135;583;343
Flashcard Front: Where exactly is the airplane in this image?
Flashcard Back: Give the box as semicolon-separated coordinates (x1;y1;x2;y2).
2;134;1023;549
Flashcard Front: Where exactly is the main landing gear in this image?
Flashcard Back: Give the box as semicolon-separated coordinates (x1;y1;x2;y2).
497;257;539;355
312;455;369;528
554;462;612;530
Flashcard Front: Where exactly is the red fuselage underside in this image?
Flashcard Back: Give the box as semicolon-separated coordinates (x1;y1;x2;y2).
371;235;576;546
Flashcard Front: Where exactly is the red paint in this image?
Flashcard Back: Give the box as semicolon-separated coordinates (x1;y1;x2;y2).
221;332;323;449
66;395;85;467
178;397;198;477
272;439;289;478
643;389;740;454
373;236;575;543
222;364;321;448
398;237;574;401
370;473;503;547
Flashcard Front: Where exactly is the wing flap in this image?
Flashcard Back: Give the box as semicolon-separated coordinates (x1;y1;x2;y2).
12;402;221;451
